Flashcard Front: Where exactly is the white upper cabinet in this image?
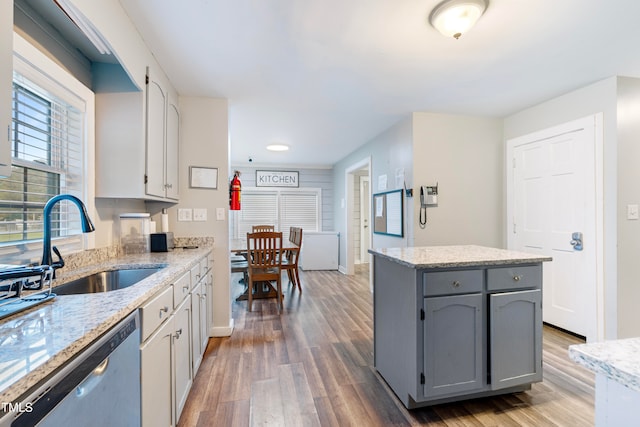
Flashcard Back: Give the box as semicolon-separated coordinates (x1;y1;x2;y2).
0;1;12;178
95;66;180;201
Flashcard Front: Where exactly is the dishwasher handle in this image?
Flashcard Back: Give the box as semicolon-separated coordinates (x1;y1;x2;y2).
75;357;109;397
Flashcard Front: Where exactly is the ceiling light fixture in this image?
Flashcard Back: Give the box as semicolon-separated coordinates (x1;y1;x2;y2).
429;0;488;40
266;144;289;152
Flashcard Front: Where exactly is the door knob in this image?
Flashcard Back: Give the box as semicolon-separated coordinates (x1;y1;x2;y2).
570;232;583;251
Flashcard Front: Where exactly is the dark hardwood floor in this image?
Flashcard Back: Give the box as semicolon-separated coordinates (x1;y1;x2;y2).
179;265;594;426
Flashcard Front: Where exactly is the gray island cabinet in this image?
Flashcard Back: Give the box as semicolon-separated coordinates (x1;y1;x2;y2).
369;245;552;409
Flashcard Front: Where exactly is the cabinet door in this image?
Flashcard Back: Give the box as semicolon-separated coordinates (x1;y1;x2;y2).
141;315;173;427
191;282;203;375
489;289;542;390
0;1;12;177
146;72;166;198
423;293;483;397
165;99;179;200
199;278;209;353
173;295;192;425
205;271;213;335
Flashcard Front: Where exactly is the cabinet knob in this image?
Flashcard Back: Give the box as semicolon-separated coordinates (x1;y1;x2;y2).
451;280;461;288
183;285;189;292
174;328;183;339
513;275;522;282
160;306;169;317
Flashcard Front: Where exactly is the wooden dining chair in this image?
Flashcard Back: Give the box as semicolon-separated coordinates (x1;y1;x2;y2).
282;227;303;292
252;225;275;232
246;231;283;312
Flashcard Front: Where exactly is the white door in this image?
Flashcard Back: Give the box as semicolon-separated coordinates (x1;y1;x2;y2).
507;115;600;340
360;177;370;264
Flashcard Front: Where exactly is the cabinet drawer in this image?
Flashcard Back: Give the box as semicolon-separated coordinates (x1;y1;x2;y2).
173;271;191;307
423;270;483;296
487;265;541;291
200;256;209;276
190;263;201;288
140;285;173;341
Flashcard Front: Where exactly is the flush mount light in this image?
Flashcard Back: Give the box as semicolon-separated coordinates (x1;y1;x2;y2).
266;144;290;152
429;0;488;40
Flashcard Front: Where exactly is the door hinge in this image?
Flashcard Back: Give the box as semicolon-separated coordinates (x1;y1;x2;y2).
145;73;149;85
420;373;425;385
420;308;425;321
144;174;148;184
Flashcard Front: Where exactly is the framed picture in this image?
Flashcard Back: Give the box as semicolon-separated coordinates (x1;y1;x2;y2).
189;166;218;189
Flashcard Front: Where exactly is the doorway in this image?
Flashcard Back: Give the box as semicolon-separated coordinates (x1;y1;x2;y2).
344;157;371;276
506;114;604;341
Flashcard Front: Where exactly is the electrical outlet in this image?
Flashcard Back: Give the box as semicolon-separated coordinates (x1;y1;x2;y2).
178;208;193;221
216;208;225;221
193;208;207;221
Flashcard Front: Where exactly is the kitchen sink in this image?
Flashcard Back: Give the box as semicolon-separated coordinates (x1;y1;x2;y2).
53;267;164;295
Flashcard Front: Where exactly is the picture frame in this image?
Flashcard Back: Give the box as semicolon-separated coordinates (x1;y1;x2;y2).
373;189;404;237
189;166;218;189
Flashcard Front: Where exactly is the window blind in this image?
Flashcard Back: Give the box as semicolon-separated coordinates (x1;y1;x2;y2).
0;74;84;248
233;189;321;241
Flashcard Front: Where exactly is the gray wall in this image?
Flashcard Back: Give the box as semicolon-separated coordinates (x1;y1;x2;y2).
333;117;413;270
230;166;334;232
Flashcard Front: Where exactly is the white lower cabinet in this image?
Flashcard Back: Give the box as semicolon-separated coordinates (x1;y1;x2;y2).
141;312;173;427
140;252;212;427
173;295;193;423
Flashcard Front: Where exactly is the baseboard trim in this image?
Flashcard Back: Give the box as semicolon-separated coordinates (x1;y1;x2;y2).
210;318;234;337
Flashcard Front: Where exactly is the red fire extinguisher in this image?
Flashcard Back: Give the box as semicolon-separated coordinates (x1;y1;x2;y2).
230;171;241;210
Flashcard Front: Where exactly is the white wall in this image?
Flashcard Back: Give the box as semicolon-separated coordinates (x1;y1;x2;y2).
615;77;640;338
412;112;503;248
148;97;232;336
503;77;619;338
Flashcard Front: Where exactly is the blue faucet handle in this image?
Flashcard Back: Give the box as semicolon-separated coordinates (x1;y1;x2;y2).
51;246;65;270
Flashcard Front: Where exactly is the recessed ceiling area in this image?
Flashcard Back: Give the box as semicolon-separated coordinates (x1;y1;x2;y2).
112;0;640;167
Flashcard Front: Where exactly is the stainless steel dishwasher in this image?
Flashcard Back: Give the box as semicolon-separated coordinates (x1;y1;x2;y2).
1;311;141;427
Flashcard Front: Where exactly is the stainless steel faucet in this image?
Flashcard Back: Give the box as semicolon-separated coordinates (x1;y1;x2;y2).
41;194;95;272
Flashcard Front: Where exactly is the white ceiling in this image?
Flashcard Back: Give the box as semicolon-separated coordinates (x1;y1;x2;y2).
119;0;640;167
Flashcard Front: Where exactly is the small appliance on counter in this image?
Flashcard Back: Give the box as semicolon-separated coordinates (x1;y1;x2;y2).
119;213;150;254
150;232;174;252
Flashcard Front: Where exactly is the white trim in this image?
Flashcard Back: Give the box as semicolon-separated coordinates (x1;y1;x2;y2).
209;319;234;337
506;113;604;342
10;33;95;254
344;157;371;276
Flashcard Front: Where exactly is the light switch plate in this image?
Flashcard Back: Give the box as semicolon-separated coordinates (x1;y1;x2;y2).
216;208;225;221
628;204;639;220
178;208;193;221
193;208;207;221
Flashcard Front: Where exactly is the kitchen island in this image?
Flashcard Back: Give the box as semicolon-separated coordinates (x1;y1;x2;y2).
369;245;551;409
569;338;640;425
0;245;211;406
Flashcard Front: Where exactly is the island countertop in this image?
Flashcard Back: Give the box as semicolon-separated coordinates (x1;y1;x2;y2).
368;245;552;269
0;246;212;404
569;338;640;392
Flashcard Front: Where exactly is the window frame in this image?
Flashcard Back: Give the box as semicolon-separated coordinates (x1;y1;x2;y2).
0;33;95;263
232;187;322;241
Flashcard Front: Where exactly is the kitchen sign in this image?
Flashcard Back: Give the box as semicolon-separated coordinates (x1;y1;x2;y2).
256;170;299;187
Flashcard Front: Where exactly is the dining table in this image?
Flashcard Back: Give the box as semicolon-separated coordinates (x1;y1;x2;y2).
229;237;299;301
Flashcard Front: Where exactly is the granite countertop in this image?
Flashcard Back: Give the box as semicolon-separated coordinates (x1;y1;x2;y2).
569;338;640;392
0;246;211;403
368;245;552;269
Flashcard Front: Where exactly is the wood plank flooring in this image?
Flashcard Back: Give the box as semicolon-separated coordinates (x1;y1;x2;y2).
178;265;594;427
